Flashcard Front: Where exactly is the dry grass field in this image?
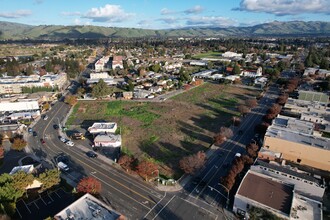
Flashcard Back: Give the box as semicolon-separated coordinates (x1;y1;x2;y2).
68;83;260;178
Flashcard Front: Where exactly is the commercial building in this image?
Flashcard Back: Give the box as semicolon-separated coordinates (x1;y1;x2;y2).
0;73;67;94
54;193;125;220
251;160;325;201
0;100;39;113
264;115;330;171
233;170;323;220
94;133;121;147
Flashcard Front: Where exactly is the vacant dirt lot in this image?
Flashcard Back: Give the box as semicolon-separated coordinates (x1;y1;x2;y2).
68;83;260;178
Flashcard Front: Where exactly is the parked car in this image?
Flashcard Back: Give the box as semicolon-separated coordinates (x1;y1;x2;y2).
86;151;98;158
57;161;69;171
53;124;59;130
43;115;48;120
66;141;74;147
28;128;33;133
40;138;45;144
60;137;67;143
33;131;37;137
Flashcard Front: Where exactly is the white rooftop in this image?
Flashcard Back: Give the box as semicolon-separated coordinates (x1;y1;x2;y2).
9;165;34;175
54;193;123;220
265;125;330;150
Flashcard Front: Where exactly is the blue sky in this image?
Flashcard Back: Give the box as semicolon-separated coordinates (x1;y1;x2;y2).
0;0;329;29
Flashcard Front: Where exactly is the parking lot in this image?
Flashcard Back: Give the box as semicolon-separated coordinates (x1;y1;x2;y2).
14;188;76;220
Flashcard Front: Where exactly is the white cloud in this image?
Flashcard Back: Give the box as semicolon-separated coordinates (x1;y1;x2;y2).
61;11;81;16
235;0;330;16
73;18;81;25
186;16;237;27
82;4;134;23
0;9;32;19
160;8;177;15
184;5;204;14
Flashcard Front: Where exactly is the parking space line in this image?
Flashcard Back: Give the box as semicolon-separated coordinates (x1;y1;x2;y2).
39;195;47;205
23;200;31;214
34;202;39;209
15;208;22;219
54;191;61;198
47;192;54;202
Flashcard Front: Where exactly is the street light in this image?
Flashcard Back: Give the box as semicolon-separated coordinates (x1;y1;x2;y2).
208;185;229;208
218;183;230;209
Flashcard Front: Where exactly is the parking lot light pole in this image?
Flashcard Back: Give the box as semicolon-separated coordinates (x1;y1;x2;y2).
208;185;229;208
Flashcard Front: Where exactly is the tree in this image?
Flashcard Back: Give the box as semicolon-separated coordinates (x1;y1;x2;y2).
64;95;77;106
255;122;270;134
214;134;226;145
277;94;288;105
242;155;254;165
136;160;159;181
179;151;206;174
11;137;27;151
267;103;281;115
127;80;135;91
77;177;101;195
37;169;60;192
219;127;233;139
233;63;241;75
118;155;134;172
26;65;34;76
42;102;51;111
238;105;250;116
320;57;329;70
91;79;112;98
245;99;257;109
12;171;34;191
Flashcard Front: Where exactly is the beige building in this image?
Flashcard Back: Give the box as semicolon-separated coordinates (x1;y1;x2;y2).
264;124;330;171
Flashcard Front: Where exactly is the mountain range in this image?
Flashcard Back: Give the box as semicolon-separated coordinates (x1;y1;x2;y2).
0;20;330;40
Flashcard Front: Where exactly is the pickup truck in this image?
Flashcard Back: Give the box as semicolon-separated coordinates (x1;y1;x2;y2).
57;162;69;171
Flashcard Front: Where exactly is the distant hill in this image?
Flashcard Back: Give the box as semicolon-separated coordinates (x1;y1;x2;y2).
0;20;329;40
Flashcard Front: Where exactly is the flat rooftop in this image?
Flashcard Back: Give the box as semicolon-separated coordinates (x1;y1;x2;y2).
291;194;322;220
237;172;293;215
90;122;117;129
273;115;314;135
265;125;330;150
54;193;123;220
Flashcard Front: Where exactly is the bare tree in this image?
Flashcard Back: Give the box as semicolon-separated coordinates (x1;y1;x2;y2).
219;127;233;139
277;93;288;105
245;99;257;109
238;105;250;116
179;151;206;174
214;134;226;145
